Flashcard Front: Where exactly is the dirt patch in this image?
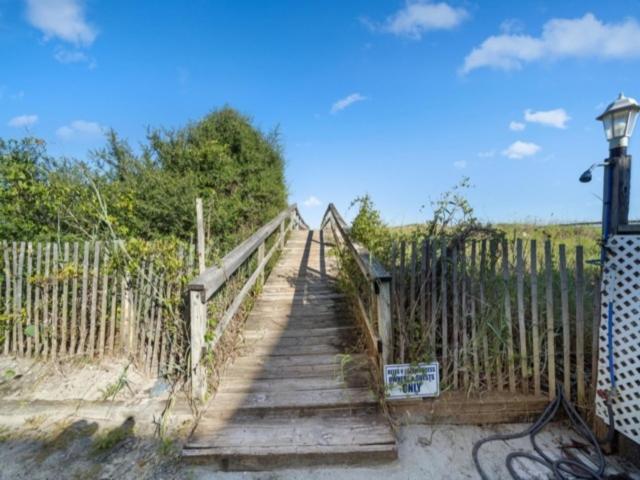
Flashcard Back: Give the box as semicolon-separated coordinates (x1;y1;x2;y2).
0;357;158;402
0;357;194;480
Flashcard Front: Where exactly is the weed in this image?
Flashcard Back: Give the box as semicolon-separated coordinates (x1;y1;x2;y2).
91;417;135;455
100;364;132;401
157;437;177;457
24;415;46;429
0;426;10;442
336;353;353;383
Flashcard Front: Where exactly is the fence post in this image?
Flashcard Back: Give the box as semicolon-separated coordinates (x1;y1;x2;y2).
196;198;206;274
376;279;393;367
121;274;134;354
190;289;207;403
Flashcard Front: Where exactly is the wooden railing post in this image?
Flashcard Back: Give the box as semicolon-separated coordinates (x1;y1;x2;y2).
196;198;206;274
257;242;265;287
377;279;393;366
190;289;207;402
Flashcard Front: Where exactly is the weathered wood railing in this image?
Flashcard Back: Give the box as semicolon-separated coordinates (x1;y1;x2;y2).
188;204;307;401
321;203;393;369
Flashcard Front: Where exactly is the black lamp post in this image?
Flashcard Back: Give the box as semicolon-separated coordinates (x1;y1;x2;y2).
581;93;640;239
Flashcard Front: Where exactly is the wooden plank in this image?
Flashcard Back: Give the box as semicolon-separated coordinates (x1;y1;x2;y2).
452;246;459;390
490;240;503;391
516;239;528;394
70;242;79;355
51;243;59;358
397;241;406;363
77;241;90;354
376;280;393;366
88;241;101;357
409;240;417;357
190;288;207;402
479;240;491;390
441;238;448;385
33;243;42;355
420;238;428;355
150;278;165;375
98;248;109;358
11;242;17;354
558;244;571;400
2;242;10;356
17;243;26;356
501;239;516;393
544;240;556;399
389;391;548;425
470;240;480;390
211;387;376;411
25;243;33;357
430;239;437;358
530;240;541;396
144;267;158;371
60;243;69;356
460;242;469;390
42;242;51;358
189;416;391;448
107;268;118;356
575;246;585;408
196;197;206;274
218;372;372;394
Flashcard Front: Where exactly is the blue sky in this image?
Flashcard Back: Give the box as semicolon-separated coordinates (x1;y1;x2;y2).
2;1;640;227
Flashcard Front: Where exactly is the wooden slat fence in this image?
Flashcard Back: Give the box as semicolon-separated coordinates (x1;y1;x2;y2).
0;240;195;377
388;237;599;412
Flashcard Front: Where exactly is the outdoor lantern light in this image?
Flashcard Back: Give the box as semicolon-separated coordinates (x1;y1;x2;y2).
597;92;640;150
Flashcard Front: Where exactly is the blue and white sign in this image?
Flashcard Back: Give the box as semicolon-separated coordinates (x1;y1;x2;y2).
384;362;440;399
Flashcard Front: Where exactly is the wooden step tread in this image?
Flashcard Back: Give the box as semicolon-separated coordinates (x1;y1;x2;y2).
211;387;377;411
218;371;372;393
186;412;394;449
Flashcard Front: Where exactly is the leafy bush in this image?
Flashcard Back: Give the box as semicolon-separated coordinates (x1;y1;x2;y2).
0;107;287;257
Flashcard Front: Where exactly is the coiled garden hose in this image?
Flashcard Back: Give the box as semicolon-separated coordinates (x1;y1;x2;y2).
472;384;615;480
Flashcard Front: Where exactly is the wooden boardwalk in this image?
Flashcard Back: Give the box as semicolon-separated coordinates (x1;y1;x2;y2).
182;230;397;469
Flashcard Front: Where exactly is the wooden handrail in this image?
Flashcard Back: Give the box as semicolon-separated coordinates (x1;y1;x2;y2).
189;204;305;301
189;204;307;402
321;203;393;368
321;203;391;283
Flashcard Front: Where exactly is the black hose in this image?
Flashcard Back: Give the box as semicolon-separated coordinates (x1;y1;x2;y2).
472;384;615;479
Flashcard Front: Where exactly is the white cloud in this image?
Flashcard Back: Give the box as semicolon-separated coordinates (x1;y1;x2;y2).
453;160;467;170
56;120;104;140
26;0;97;46
509;121;526;131
379;1;468;39
331;93;366;114
502;141;541;159
524;108;570;129
477;150;495;158
8;114;38;128
461;13;640;74
53;46;92;65
303;196;322;207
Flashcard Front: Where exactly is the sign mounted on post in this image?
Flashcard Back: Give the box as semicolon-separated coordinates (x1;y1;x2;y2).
384;362;440;399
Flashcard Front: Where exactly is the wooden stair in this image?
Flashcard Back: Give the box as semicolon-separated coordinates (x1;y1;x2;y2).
182;230;397;470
